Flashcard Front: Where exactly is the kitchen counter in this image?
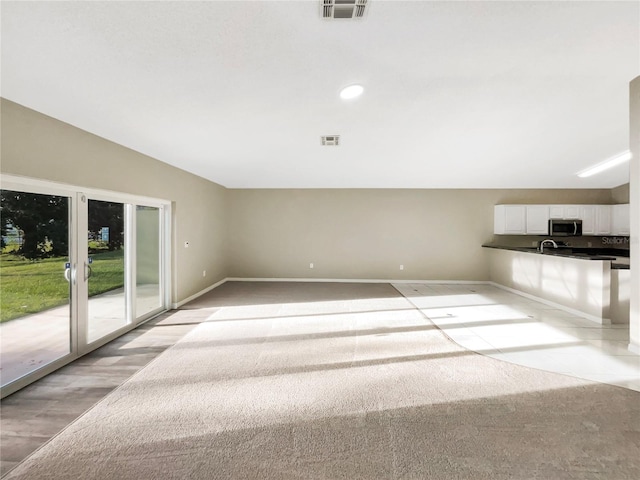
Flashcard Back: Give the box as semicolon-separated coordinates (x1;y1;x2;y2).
485;246;613;324
485;244;630;324
482;244;629;269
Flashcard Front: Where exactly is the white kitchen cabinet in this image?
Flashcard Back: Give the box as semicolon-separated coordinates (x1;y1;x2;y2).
565;205;580;218
580;205;612;235
526;205;549;234
549;206;564;219
494;205;526;234
611;204;630;235
595;205;612;235
549;205;580;219
495;203;617;236
580;206;597;235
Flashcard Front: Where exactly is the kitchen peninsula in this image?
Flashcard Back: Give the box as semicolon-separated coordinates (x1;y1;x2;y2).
484;245;630;325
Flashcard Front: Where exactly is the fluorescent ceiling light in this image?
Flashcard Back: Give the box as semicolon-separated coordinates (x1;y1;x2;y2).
577;150;631;178
340;84;364;100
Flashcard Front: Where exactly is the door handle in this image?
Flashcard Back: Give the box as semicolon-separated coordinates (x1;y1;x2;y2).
64;263;77;284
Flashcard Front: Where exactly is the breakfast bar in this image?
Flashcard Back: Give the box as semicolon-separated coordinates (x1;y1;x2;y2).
484;245;629;325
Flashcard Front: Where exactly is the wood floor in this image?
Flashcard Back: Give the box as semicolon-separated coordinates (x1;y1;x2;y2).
0;308;210;476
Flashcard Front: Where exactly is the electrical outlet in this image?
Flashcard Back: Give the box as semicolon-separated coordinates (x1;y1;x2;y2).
309;263;314;269
184;241;189;248
587;242;592;247
202;270;206;277
399;265;404;270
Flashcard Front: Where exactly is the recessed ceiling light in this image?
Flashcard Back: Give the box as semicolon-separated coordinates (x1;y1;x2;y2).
339;84;364;100
577;150;632;178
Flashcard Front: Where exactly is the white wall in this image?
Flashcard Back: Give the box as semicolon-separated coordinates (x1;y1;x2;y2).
1;99;228;304
629;77;640;352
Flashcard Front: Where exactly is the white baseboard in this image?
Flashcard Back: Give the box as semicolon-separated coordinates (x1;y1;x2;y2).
171;277;488;309
226;277;488;285
392;280;488;285
628;342;640;355
171;278;228;309
489;281;610;325
171;278;623;333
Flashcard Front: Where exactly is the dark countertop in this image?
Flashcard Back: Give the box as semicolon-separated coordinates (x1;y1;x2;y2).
483;244;630;270
612;264;631;270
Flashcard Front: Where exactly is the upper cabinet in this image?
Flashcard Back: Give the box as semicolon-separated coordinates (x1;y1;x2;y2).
494;205;526;234
549;205;580;219
494;205;549;235
494;204;628;236
525;205;549;235
580;205;611;235
595;205;612;235
580;206;597;235
612;204;630;235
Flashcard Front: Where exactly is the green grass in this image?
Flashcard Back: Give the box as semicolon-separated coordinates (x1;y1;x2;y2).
0;249;125;323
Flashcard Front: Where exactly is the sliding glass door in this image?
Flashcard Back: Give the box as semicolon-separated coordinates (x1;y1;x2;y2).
86;199;128;344
0;189;73;387
0;178;170;397
136;206;163;318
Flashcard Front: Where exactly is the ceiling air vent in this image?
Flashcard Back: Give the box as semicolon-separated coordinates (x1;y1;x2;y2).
322;0;368;20
321;135;340;146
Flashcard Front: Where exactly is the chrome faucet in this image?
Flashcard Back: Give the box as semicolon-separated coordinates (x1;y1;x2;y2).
539;239;558;253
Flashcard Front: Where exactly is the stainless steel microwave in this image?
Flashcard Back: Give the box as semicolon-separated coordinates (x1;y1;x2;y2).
549;219;582;236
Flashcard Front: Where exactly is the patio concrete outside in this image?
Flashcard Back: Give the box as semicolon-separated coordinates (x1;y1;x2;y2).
0;285;161;387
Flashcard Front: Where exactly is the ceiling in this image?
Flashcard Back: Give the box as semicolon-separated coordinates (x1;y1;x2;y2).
1;0;638;189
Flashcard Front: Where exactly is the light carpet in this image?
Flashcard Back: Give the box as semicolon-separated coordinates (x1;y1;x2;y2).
5;282;640;479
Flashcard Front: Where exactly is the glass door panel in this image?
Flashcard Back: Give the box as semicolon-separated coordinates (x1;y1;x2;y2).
136;206;162;319
86;199;127;344
1;176;170;397
0;189;72;386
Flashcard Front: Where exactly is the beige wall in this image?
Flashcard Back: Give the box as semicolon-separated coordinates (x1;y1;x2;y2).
612;183;630;203
0;99;228;304
227;188;613;281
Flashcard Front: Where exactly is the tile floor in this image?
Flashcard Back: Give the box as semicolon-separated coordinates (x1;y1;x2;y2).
393;283;640;392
